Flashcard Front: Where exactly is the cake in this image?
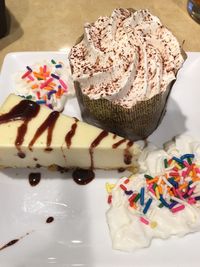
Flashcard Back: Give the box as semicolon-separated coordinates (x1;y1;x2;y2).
106;135;200;251
69;8;186;140
0;94;143;169
13;58;74;112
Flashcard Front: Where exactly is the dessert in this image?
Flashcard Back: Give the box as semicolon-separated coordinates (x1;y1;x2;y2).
0;94;142;169
14;59;74;112
106;135;200;251
69;8;186;140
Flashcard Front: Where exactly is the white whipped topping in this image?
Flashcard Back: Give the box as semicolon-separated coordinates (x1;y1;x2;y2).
106;135;200;252
14;60;74;112
70;8;185;108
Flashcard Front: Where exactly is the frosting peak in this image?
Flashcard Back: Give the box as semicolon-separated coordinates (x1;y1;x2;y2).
69;8;185;108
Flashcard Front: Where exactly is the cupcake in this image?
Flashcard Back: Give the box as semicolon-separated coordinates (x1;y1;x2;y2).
69;8;186;141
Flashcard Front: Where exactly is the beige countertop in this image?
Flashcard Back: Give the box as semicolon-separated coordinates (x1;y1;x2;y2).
0;0;200;67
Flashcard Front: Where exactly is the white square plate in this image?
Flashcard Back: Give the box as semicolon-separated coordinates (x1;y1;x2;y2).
0;51;200;267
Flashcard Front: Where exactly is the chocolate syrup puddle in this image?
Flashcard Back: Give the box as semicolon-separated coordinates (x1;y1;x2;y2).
65;118;78;148
72;168;95;185
0;99;40;157
124;140;133;165
89;130;108;169
29;111;59;151
0;232;30;251
46;216;54;223
29;172;41;186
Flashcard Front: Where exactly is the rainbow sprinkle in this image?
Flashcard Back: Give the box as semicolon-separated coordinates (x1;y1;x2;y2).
17;59;70;111
140;217;149;225
106;153;200;228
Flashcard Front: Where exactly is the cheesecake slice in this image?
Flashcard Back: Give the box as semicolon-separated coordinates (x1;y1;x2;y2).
0;94;142;169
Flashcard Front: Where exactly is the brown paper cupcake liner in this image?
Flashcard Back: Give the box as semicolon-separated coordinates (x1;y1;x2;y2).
70;9;187;141
75;80;173;140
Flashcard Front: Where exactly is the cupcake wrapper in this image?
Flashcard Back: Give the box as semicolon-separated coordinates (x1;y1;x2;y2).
75;80;173;140
70;9;187;141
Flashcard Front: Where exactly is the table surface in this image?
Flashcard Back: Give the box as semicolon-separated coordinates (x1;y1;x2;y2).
0;0;200;67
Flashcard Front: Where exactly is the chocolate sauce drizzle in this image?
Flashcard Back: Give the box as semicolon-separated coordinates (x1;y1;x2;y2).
0;239;19;251
0;99;40;157
124;140;133;165
72;168;95;185
89;130;108;169
46;216;54;223
56;166;69;173
118;167;125;173
71;130;108;185
35;163;41;168
29;111;60;151
112;138;133;165
112;138;126;148
0;99;134;180
65;118;78;148
0;233;30;251
29;172;41;186
113;134;117;139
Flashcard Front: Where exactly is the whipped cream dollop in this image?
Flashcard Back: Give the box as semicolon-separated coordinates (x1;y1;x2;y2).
106;135;200;252
69;8;185;108
14;59;74;112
